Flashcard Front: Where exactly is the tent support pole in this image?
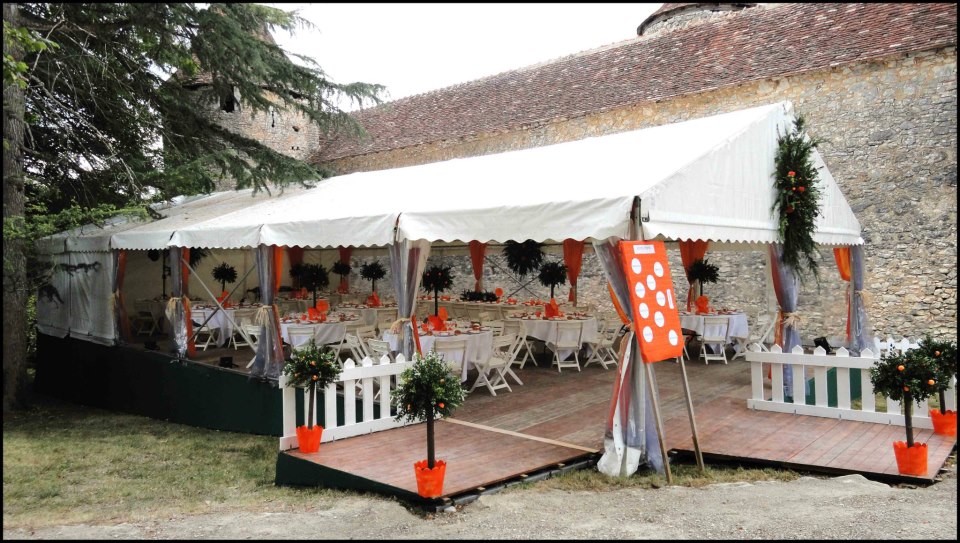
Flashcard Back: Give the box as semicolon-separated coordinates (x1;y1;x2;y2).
182;258;256;348
483;255;540;298
632;196;672;484
186;262;257;344
678;355;705;472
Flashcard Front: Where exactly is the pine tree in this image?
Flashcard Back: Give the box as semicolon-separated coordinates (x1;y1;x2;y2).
2;3;384;411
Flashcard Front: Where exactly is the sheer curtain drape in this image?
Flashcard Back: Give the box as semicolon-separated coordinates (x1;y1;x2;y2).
592;237;663;476
389;239;431;359
250;244;285;379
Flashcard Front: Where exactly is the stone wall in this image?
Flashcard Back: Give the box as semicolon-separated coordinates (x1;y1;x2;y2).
320;47;958;342
192;87;321;190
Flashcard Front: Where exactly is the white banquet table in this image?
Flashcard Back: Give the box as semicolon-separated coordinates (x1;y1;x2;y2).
382;329;494;383
504;316;599;360
679;312;750;352
279;321;347;348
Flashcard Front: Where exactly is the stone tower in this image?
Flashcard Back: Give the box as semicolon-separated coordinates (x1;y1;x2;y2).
175;28;321;190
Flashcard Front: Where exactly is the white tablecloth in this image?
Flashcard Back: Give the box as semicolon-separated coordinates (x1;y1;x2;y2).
382;330;494;382
279;321;347;348
192;307;237;347
680;312;750;353
275;298;311;315
505;316;599;360
336;305;399;327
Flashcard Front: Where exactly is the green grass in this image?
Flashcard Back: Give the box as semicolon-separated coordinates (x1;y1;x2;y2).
528;462;804;493
2;394;365;530
5;393;811;529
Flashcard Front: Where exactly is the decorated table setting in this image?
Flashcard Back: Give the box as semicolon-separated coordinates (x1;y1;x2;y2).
678;307;750;353
191;301;263;347
504;307;599;360
278;310;361;347
381;320;494;383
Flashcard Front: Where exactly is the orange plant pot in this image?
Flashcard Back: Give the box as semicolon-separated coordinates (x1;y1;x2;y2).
296;425;323;453
413;459;446;498
929;409;957;437
892;441;928;476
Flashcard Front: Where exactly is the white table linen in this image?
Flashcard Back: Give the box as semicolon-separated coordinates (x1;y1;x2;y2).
679;312;750;352
382;329;494;382
504;316;599;360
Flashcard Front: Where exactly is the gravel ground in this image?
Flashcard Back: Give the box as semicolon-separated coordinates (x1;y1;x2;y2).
4;463;956;540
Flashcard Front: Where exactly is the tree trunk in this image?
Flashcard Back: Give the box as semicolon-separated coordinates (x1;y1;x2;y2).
426;408;435;469
550;284;555;299
940;390;947;416
307;381;315;429
904;393;914;448
3;2;29;413
434;289;439;317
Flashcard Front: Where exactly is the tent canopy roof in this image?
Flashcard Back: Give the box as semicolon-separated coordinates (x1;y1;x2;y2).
39;101;863;254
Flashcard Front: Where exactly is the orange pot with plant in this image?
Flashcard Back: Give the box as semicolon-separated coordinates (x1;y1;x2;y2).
394;350;466;498
917;335;957;436
282;339;340;454
870;347;940;476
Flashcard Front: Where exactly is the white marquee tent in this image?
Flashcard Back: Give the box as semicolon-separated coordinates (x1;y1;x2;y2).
36;101;869;477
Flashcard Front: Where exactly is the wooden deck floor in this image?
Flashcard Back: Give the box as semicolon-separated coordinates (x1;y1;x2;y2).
282;349;955;498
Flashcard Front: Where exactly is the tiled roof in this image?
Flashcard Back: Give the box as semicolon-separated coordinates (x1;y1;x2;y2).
637;3;757;35
312;3;957;163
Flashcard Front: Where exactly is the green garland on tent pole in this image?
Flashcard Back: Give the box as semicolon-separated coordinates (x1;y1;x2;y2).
772;114;825;282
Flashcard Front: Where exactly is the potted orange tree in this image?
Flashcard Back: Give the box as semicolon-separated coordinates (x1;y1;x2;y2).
393;350;466;498
282;339;340;453
917;335;957;436
870;348;940;476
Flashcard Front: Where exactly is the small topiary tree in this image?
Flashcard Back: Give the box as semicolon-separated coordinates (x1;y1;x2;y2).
916;335;957;416
537;261;567;299
422;264;454;317
332;260;352;292
212;262;238;293
688;258;719;298
299;263;330;307
282;340;340;430
503;239;544;278
870;348;940;447
360;261;386;293
393;350;466;469
289;262;305;291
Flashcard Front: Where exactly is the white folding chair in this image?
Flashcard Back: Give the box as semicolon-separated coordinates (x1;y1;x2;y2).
732;312;772;361
699;316;729;364
503;320;537;368
484;320;504;336
133;300;160;336
584;318;618;369
552;320;584;372
342;333;369;362
432;338;469;378
375;308;398;335
229;308;257;350
466;305;483;322
192;316;219;351
287;325;317;351
469;334;513;396
366;338;393;360
355;324;377;345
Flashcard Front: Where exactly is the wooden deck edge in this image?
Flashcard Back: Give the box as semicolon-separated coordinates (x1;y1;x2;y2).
668;447;954;486
275;449;601;510
275;451;430;504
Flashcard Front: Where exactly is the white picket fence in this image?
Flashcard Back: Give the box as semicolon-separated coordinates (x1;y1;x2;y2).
746;345;957;429
279;353;416;451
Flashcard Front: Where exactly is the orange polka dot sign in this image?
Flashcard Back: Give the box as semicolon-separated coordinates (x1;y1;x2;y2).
619;240;684;363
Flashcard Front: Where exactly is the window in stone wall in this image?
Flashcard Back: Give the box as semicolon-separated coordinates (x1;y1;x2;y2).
219;86;237;113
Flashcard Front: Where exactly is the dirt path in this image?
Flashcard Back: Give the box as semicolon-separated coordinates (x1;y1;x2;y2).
5;466;955;540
